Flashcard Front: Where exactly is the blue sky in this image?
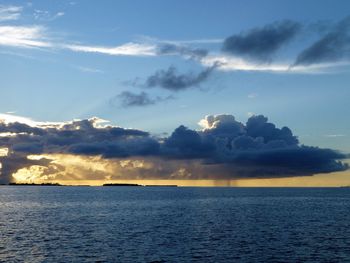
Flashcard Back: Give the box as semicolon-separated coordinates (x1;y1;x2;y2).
0;0;350;156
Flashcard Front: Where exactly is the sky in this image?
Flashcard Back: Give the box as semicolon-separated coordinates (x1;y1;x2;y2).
0;0;350;186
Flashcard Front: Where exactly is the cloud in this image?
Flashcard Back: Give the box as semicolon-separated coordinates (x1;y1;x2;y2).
248;93;258;99
0;16;349;74
222;20;301;61
0;153;51;184
117;91;156;107
0;113;62;127
0;113;347;183
145;65;215;91
0;27;157;56
0;121;46;136
75;66;104;74
294;17;350;66
0;117;156;182
33;10;65;21
0;5;22;21
163;38;223;44
64;42;157;56
324;134;346;138
192;114;346;177
200;54;344;73
65;42;209;59
0;25;51;48
138;35;224;45
163;125;215;159
156;43;208;59
201;54;291;72
0;24;156;57
114;91;173;107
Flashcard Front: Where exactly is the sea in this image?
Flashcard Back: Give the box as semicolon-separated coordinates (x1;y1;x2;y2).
1;186;350;262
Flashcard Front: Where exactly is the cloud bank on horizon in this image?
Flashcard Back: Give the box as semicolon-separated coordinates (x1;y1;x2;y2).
0;113;347;184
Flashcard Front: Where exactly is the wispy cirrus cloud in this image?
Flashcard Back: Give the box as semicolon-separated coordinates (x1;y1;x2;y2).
64;42;157;56
0;5;22;21
33;10;65;21
248;93;258;99
0;5;49;49
156;43;208;59
0;24;157;56
74;66;104;74
0;25;51;48
200;54;350;73
324;134;346;138
164;38;224;44
135;35;224;45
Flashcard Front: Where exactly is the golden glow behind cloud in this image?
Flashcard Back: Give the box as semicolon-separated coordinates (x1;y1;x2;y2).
11;153;350;187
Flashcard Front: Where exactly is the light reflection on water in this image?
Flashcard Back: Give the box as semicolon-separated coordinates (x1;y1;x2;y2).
1;186;350;262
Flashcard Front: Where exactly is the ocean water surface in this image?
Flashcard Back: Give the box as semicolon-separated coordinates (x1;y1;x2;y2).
1;186;350;262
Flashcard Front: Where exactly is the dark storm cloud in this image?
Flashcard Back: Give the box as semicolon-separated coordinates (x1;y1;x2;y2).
0;121;46;135
0;118;155;182
224;146;347;177
245;115;298;145
294;17;350;66
191;114;347;177
0;114;347;183
163;125;215;159
222;20;301;61
145;65;215;91
115;91;173;107
69;137;160;158
157;43;208;59
0;153;52;184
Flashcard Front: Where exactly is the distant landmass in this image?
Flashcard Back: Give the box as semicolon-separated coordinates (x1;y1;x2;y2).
103;183;178;187
145;185;178;187
103;183;142;187
8;182;62;186
1;182;178;187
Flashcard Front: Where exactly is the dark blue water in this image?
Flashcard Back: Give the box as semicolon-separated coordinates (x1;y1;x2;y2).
1;187;350;262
